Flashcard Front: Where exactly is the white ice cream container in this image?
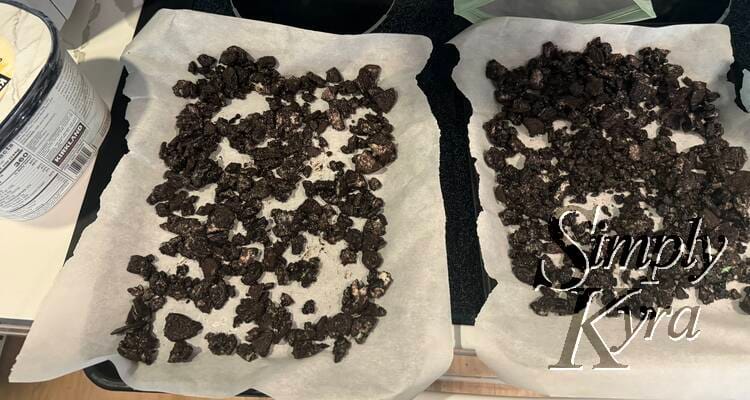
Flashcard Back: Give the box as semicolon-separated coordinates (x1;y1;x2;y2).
0;0;110;220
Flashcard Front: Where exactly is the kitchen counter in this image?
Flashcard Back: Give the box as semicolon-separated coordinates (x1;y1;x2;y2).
0;0;141;326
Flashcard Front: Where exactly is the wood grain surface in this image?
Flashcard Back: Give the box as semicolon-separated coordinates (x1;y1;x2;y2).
1;336;540;399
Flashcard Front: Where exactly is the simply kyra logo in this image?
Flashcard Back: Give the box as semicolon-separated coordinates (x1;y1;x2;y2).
534;208;729;370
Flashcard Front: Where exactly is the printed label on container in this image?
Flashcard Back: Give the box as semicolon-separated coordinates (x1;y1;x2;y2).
0;52;109;220
0;37;15;99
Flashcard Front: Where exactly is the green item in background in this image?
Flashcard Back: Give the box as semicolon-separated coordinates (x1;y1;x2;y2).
455;0;656;24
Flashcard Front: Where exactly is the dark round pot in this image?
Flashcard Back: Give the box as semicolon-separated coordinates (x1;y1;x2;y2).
230;0;395;34
651;0;732;23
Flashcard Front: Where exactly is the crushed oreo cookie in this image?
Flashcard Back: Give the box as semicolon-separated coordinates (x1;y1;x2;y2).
333;336;352;363
168;341;194;363
113;45;398;364
164;313;203;342
483;38;750;317
205;332;238;355
302;300;316;315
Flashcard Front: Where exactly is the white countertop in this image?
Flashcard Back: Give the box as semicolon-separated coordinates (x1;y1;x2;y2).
0;0;141;321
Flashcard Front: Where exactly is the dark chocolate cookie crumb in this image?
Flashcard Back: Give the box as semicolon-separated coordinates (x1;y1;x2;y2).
236;343;258;362
126;255;156;280
164;313;203;342
291;341;329;359
326;67;343;83
333;336;351;363
246;328;274;357
205;332;238;355
111;292;160;364
302;300;316;314
368;178;382;191
116;328;159;365
280;293;295;307
168;341;194;363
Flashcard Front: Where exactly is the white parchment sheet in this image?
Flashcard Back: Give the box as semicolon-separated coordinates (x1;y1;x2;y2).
10;9;453;399
451;17;750;399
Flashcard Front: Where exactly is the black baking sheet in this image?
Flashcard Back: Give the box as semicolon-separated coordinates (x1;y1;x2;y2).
69;0;749;395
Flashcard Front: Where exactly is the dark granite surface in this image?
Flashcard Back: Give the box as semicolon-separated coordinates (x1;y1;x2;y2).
727;0;750;68
376;2;488;325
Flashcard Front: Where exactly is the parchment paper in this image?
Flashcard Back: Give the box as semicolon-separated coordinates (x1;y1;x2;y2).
10;9;453;399
451;17;750;399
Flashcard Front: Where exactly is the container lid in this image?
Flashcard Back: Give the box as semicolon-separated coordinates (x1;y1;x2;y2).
0;1;54;126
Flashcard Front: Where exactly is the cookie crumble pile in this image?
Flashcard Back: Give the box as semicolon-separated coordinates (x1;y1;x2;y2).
482;38;750;317
112;45;399;364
